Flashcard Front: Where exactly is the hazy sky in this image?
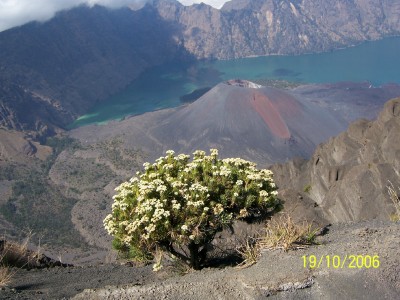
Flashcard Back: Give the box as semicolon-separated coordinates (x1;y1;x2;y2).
0;0;230;32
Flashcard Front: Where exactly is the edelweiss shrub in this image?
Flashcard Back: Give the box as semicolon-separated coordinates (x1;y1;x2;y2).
104;149;279;269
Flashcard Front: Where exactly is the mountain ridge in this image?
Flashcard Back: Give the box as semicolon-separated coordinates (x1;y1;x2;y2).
2;0;400;136
154;0;400;59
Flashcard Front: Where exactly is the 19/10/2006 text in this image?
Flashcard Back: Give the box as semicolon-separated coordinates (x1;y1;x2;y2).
302;255;380;269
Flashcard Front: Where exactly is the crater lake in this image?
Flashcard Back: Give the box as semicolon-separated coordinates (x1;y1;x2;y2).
70;37;400;128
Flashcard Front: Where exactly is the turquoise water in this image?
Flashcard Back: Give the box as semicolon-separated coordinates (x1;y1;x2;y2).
70;37;400;128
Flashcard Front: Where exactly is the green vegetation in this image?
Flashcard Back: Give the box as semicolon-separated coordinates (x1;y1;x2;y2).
95;138;146;171
105;149;279;270
0;175;84;247
0;163;28;181
303;184;312;194
41;136;82;172
0;136;87;247
55;158;114;193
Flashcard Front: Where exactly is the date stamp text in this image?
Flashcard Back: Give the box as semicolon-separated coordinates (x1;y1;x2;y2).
302;255;380;269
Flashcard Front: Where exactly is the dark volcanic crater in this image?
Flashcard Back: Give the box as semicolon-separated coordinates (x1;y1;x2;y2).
70;80;400;166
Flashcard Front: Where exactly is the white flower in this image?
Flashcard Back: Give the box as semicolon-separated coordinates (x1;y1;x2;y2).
193;150;205;157
193;201;204;207
145;224;156;233
210;149;219;156
176;154;190;161
189;235;195;240
156;185;167;193
181;225;188;231
166;150;175;155
236;180;243;186
163;163;173;170
189;183;208;193
233;192;239;197
173;203;181;210
153;263;163;272
219;166;231;176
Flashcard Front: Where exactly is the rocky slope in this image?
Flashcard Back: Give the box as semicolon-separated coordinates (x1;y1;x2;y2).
155;0;400;59
272;98;400;222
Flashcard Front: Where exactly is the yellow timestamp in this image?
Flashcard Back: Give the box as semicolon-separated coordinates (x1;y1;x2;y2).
302;255;380;269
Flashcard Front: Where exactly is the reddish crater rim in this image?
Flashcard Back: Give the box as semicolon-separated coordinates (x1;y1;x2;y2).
250;91;291;139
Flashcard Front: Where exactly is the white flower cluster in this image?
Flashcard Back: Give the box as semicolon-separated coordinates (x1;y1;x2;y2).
104;149;279;264
189;183;208;193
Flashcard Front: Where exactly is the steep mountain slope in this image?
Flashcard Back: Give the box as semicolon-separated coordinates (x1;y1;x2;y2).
272;98;400;222
0;4;186;134
155;0;400;58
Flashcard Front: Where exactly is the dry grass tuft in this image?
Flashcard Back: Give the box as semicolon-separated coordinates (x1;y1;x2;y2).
0;241;22;287
236;237;261;268
235;215;320;268
0;238;40;269
0;265;13;287
260;214;319;251
0;234;44;286
387;181;400;221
